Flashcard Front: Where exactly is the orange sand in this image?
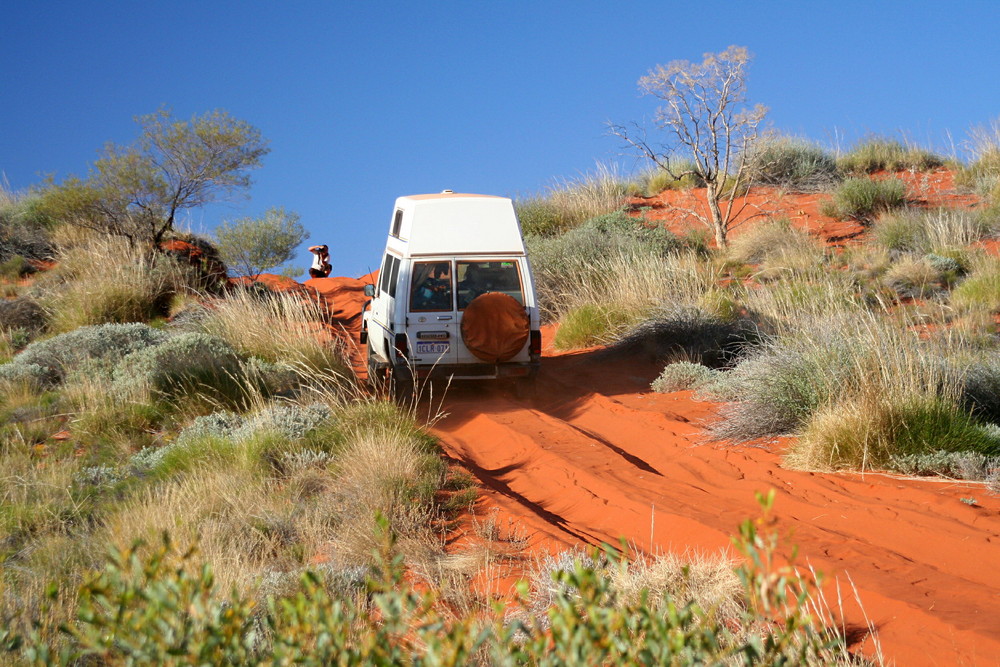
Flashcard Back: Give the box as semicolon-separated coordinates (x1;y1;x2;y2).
319;172;998;664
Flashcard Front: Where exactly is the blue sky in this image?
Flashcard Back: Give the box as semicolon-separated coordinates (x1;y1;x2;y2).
2;1;998;276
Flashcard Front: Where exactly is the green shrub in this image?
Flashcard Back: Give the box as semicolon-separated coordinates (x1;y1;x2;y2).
837;137;943;174
0;189;57;263
747;135;839;191
515;166;633;237
873;208;993;255
554;303;631;349
651;362;720;393
830;177;906;220
0;255;33;280
0;322;167;387
131;402;334;477
789;396;1000;471
889;449;1000;480
952;257;1000;313
111;332;246;402
582;210;682;253
214;207;308;279
9;497;857;666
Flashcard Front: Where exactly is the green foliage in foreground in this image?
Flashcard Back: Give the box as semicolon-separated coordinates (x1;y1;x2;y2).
6;494;858;666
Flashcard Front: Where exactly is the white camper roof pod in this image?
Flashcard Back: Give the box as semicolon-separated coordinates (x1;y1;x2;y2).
387;193;527;257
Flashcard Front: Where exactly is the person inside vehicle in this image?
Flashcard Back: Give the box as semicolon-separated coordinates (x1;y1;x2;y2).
411;261;452;310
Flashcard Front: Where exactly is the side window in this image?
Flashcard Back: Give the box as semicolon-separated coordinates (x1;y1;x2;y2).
387;256;400;298
409;261;453;312
378;255;392;294
457;260;524;309
390;209;403;238
379;255;400;297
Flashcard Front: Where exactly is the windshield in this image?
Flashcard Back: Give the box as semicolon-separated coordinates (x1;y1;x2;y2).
457;260;523;310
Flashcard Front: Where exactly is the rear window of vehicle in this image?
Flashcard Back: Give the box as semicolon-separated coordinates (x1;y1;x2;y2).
409;261;453;311
456;260;523;310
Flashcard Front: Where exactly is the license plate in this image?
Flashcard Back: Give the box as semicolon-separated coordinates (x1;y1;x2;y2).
416;342;449;355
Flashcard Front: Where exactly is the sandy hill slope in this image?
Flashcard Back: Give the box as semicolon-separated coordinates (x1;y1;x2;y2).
322;172;1000;665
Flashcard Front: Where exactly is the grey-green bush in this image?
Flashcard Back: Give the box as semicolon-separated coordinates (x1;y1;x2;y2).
0;322;168;386
651;362;720;393
112;332;245;401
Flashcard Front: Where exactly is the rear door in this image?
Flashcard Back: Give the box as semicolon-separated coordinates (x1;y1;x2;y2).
404;259;458;367
455;258;529;364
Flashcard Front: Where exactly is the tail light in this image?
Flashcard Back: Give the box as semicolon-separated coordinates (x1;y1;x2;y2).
394;333;409;360
529;330;542;356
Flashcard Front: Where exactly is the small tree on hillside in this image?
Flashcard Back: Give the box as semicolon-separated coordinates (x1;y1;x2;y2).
214;207;308;280
611;46;767;249
43;108;269;248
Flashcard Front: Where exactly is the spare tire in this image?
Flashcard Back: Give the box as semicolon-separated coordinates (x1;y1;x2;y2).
460;292;530;363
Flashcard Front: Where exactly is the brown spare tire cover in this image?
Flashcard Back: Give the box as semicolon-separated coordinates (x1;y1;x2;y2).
461;292;530;363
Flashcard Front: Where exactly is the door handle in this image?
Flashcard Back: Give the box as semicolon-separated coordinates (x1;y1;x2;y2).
437;316;453;321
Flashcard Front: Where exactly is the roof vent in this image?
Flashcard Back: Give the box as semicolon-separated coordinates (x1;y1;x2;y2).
441;189;454;194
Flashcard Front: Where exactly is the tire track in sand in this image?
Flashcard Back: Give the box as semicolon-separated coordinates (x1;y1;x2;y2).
432;349;1000;666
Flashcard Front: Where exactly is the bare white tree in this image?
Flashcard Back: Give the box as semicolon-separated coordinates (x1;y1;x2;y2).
611;46;767;249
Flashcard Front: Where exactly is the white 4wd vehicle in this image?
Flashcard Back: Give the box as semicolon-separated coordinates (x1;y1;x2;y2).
361;192;541;396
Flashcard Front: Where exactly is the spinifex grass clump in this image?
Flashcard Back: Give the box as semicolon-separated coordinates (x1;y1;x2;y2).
40;236;201;333
873;208;995;255
829;177;907;221
533;244;719;349
726;217;829;281
746;135;839;191
709;311;1000;473
515;165;634;237
635;160;706;196
956;118;1000;199
789;395;1000;471
837;137;943;174
651;361;720;393
190;286;350;375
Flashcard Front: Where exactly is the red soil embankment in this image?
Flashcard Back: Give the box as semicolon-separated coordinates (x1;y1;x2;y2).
631;167;982;247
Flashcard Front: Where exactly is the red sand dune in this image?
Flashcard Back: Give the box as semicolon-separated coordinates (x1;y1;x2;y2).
630;167;982;247
320;173;998;664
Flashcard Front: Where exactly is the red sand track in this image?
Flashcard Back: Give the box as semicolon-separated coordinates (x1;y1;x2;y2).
317;172;998;664
432;342;1000;666
315;280;1000;665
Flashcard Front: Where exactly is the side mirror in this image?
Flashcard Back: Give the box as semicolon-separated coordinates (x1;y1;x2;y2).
364;284;375;297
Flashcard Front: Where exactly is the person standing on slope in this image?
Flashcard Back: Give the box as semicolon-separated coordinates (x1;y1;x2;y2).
308;244;331;278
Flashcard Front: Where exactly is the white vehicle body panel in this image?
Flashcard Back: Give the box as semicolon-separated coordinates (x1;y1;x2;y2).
362;193;540;383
